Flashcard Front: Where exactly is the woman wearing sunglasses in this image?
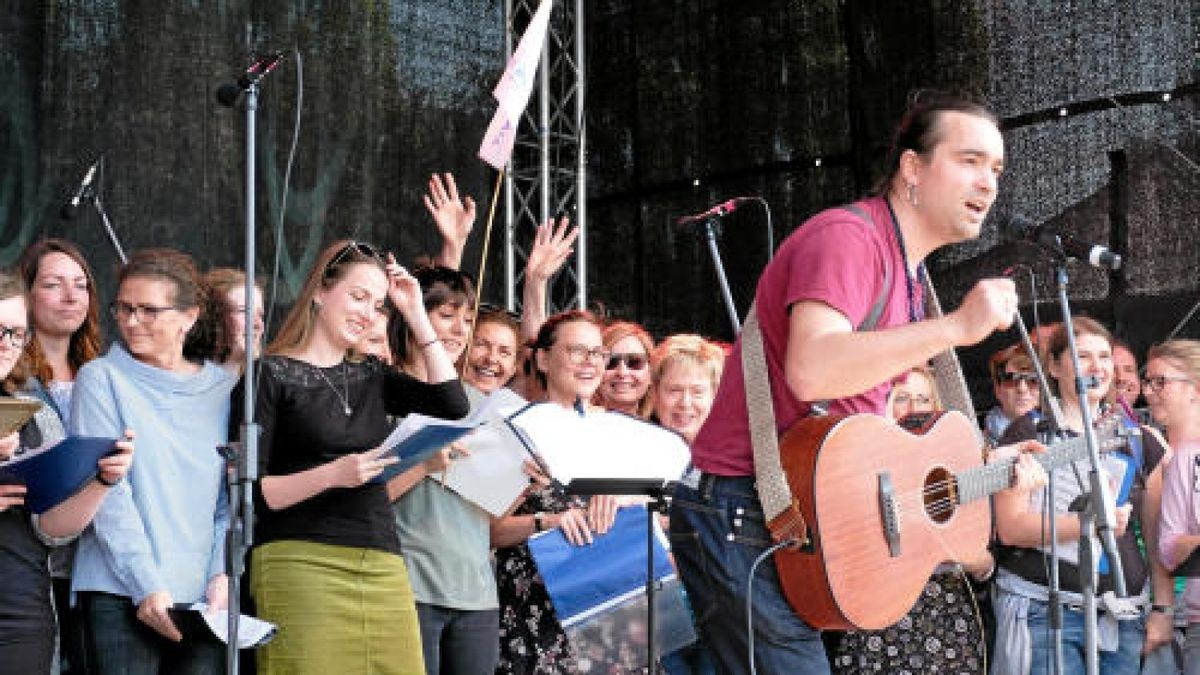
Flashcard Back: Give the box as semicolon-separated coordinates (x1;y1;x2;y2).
983;344;1042;446
1147;340;1200;674
594;321;654;418
0;268;133;673
234;240;467;675
992;317;1174;675
70;249;234;674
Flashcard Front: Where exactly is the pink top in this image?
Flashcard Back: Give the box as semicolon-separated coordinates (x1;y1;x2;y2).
1158;440;1200;622
690;195;914;476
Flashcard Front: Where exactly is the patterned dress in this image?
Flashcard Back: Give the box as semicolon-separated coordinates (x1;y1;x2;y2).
832;572;986;674
495;484;586;674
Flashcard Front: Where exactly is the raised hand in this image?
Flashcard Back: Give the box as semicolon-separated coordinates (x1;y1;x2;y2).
526;216;579;283
424;172;477;269
384;253;424;320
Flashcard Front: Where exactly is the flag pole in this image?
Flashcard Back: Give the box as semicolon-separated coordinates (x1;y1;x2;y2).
460;168;506;377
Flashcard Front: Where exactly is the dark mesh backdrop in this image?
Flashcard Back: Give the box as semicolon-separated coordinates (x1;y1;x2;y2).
1;0;1196;409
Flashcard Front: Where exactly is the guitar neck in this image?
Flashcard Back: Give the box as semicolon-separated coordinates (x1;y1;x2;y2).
955;435;1096;504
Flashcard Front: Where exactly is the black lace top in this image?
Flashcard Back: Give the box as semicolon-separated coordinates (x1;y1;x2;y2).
230;355;469;554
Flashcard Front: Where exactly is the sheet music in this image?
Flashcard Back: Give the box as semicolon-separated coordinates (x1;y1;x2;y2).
508;403;690;483
430;387;531;517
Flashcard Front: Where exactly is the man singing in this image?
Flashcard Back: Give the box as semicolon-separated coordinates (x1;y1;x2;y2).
670;93;1019;673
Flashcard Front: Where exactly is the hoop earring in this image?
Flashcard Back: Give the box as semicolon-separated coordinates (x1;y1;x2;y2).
907;183;919;207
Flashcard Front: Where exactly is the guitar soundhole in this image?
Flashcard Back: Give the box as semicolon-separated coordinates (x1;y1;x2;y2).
923;468;955;524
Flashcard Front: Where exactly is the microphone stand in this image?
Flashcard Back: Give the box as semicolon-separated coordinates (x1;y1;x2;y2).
88;160;128;264
219;79;263;675
1049;249;1127;675
697;217;740;335
1011;311;1067;675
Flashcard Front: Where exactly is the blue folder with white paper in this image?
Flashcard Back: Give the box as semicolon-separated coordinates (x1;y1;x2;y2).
0;436;118;514
528;504;674;627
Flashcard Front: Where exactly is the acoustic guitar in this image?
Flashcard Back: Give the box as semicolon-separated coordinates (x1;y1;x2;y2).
772;410;1129;630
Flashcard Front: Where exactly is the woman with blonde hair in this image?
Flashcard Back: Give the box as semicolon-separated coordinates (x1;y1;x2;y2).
649;334;725;444
235;240;468;675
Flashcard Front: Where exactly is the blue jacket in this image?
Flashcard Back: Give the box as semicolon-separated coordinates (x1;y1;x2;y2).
69;344;236;604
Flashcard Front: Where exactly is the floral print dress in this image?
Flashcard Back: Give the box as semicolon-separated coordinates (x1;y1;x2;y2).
832;572;986;675
495;484;586;674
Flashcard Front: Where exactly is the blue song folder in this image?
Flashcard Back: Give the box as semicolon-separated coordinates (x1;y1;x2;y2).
0;436;118;514
528;504;674;627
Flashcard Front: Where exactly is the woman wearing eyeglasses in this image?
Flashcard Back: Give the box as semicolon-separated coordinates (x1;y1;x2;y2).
234;241;468;675
992;317;1174;675
0;268;133;674
491;310;615;674
1147;340;1200;674
886;364;941;423
16;238;106;674
595;321;655;418
69;249;236;674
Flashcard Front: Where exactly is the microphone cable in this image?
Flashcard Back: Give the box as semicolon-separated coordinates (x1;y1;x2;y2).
255;46;304;393
745;537;798;675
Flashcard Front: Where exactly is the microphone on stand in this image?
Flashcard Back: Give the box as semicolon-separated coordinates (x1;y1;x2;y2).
216;51;287;107
1007;215;1122;271
673;197;755;231
60;157;102;220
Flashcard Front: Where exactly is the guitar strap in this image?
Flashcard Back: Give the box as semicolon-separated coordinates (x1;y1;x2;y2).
743;203;976;541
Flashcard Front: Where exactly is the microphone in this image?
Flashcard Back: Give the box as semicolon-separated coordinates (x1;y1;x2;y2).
216;51;287;107
60;157;102;220
1008;215;1122;271
674;197;754;231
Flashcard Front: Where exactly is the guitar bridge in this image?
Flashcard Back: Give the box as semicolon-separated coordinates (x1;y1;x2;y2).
877;472;901;557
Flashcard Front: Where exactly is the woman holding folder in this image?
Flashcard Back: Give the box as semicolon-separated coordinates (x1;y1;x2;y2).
70;249;236;674
235;241;467;675
390;265;512;675
0;268;133;673
491;309;617;675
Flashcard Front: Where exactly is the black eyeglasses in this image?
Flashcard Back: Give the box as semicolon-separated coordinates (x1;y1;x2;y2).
1142;375;1192;393
996;371;1038;388
325;241;385;278
606;352;648;371
0;324;32;348
109;301;179;325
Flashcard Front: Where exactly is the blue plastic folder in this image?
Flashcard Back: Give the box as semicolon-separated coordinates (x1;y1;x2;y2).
528;504;674;627
0;436;117;514
375;424;476;483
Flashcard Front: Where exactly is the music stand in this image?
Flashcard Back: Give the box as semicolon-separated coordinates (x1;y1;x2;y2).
566;478;675;674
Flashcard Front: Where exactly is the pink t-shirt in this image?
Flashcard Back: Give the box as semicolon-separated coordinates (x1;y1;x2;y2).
690;195;915;476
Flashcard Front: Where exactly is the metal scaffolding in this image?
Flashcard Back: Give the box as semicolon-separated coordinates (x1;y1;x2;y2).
503;0;586;313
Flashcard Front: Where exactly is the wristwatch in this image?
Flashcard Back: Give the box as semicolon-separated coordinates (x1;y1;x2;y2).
1151;604;1173;614
533;512;546;532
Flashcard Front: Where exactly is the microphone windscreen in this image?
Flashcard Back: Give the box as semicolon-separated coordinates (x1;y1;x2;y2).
216;83;243;107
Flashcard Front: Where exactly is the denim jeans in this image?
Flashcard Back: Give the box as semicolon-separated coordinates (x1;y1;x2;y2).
669;474;830;675
1026;597;1144;675
414;603;499;675
79;592;225;675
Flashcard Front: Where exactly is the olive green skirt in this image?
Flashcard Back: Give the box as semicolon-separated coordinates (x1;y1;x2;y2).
251;540;425;675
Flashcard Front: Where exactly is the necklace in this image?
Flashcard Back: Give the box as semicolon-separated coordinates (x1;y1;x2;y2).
884;196;925;323
314;362;353;416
